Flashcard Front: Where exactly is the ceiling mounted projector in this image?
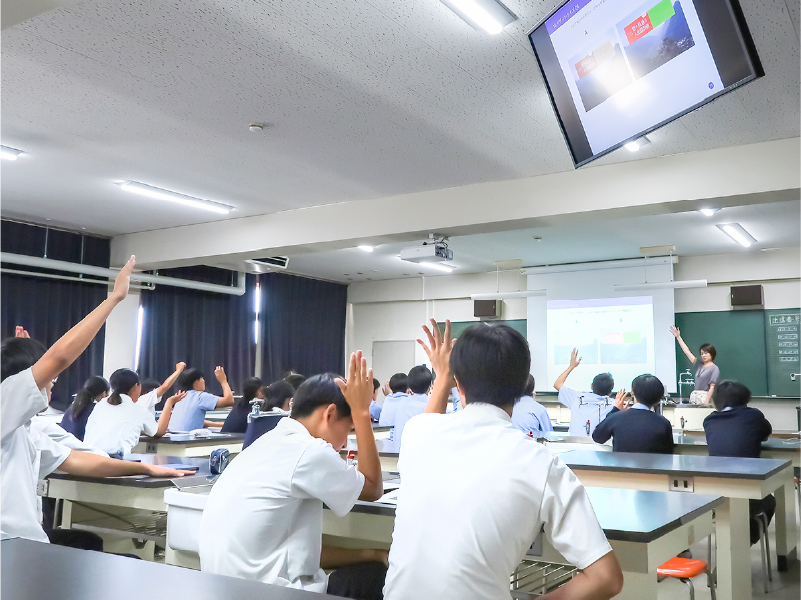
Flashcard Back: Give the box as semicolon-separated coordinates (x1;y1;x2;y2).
399;243;453;263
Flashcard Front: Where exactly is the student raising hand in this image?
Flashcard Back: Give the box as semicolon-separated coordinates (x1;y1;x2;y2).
417;318;456;414
109;255;136;303
570;348;582;369
613;389;630;411
336;351;374;415
214;366;227;382
14;326;30;338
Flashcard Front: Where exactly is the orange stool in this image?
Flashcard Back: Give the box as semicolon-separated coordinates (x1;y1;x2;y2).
657;557;716;600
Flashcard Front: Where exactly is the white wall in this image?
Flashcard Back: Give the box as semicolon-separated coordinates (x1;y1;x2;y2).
102;289;140;378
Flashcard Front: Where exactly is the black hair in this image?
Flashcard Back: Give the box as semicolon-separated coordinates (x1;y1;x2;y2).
699;343;717;361
450;323;530;408
522;374;536;398
591;373;615;397
388;373;408;394
68;376;109;417
373;378;380;391
407;365;433;394
712;380;750;411
285;373;307;391
108;368;140;406
631;374;664;408
264;380;294;411
178;368;204;391
140;378;161;396
1;337;47;382
237;377;262;408
290;373;350;420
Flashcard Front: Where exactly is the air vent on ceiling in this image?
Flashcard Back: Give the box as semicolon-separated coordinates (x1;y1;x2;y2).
246;256;289;270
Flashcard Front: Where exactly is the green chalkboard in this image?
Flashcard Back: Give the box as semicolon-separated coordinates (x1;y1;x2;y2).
764;309;801;397
674;311;768;396
437;320;527;340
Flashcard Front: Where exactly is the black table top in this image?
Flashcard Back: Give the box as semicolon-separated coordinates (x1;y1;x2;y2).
47;455;213;488
138;433;244;446
539;431;801;453
560;449;791;479
1;539;342;600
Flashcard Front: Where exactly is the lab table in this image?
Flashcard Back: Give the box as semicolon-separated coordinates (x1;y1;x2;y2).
131;432;244;457
0;538;343;600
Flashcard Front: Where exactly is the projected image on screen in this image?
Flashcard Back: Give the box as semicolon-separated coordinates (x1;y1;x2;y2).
547;297;656;392
568;30;634;111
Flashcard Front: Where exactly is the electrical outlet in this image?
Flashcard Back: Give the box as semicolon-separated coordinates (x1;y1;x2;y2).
36;480;49;496
669;477;694;493
146;442;157;453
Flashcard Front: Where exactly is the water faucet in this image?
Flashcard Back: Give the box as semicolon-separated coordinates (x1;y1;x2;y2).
678;369;695;399
247;398;263;423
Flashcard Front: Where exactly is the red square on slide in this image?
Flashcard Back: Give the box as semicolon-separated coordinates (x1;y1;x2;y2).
605;332;624;344
624;14;652;44
575;54;597;79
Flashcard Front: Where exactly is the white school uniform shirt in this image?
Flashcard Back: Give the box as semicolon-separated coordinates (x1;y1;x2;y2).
390;393;428;452
30;416;109;457
198;417;364;592
558;386;614;436
84;395;158;456
378;392;406;428
384;402;612;600
1;368;72;542
136;389;161;416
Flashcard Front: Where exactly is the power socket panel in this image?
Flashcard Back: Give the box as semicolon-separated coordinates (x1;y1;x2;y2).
669;476;694;493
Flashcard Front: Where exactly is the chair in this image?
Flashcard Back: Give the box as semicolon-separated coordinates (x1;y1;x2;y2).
753;511;773;593
242;413;283;449
657;557;716;600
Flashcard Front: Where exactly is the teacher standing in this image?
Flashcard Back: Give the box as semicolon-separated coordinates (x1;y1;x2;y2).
670;326;720;404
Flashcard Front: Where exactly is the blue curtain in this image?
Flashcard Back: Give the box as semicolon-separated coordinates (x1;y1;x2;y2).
259;273;347;383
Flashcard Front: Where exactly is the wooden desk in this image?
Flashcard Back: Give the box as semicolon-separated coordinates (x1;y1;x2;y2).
132;433;244;457
0;538;342;600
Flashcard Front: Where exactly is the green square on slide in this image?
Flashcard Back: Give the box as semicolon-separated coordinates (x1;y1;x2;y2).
648;0;675;28
623;332;641;343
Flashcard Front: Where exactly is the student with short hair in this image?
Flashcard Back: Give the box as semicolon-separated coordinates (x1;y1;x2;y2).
1;257;193;546
199;352;387;598
221;377;263;433
377;374;408;428
368;378;382;421
390;365;432;452
169;366;234;431
704;380;775;544
59;375;109;441
138;362;186;415
284;373;307;391
84;368;186;457
592;374;673;453
511;375;554;438
383;320;623;600
553;349;615;436
263;380;295;412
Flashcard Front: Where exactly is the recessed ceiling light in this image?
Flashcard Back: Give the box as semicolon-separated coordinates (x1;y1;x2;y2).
357;245;374;252
440;0;516;34
699;208;719;217
624;136;651;152
717;223;756;248
1;146;24;160
422;262;454;273
118;181;233;214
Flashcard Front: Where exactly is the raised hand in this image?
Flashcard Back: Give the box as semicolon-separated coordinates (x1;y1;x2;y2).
569;348;582;369
167;391;187;405
669;325;681;339
417;318;455;387
14;326;30;338
176;362;186;372
614;389;630;411
214;366;227;383
382;380;391;397
110;255;136;303
335;350;374;416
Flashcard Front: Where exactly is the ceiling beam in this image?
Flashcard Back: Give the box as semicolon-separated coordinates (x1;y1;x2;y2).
111;138;800;269
2;0;81;29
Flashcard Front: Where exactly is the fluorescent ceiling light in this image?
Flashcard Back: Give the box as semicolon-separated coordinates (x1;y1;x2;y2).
624;136;651;152
717;223;756;247
471;290;546;300
118;181;233;214
440;0;516;34
614;280;707;291
699;208;719;217
1;146;23;160
357;245;374;252
422;262;454;273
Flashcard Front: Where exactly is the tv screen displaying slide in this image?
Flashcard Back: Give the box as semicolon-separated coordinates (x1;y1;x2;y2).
528;0;762;167
547;297;656;392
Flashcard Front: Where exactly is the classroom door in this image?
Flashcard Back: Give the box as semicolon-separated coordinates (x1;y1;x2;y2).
371;341;416;401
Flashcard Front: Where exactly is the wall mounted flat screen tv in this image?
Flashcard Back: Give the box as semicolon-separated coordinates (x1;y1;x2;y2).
529;0;763;167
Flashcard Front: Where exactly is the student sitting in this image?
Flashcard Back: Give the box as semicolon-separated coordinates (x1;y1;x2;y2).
84;369;185;457
220;377;263;433
391;365;432;453
262;379;294;413
284;373;306;391
377;373;408;428
168;366;234;431
199;353;387;599
59;376;109;441
368;378;382;421
704;381;775;545
592;375;673;453
1;257;192;547
139;362;186;414
383;319;623;600
553;349;614;436
511;375;554;438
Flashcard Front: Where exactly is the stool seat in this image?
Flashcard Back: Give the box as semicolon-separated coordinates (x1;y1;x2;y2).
657;557;709;579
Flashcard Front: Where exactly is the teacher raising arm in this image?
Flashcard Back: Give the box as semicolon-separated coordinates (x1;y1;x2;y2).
670;326;720;404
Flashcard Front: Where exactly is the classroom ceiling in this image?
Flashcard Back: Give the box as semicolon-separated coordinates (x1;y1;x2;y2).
1;0;799;236
263;199;801;282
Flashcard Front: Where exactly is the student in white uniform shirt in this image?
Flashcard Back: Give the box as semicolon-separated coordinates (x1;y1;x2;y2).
1;257;193;548
383;319;623;600
199;352;387;599
553;349;615;437
390;365;431;452
377;373;408;428
137;361;186;415
84;368;186;457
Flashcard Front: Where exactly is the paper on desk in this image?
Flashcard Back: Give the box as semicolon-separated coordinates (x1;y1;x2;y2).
377;489;399;505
